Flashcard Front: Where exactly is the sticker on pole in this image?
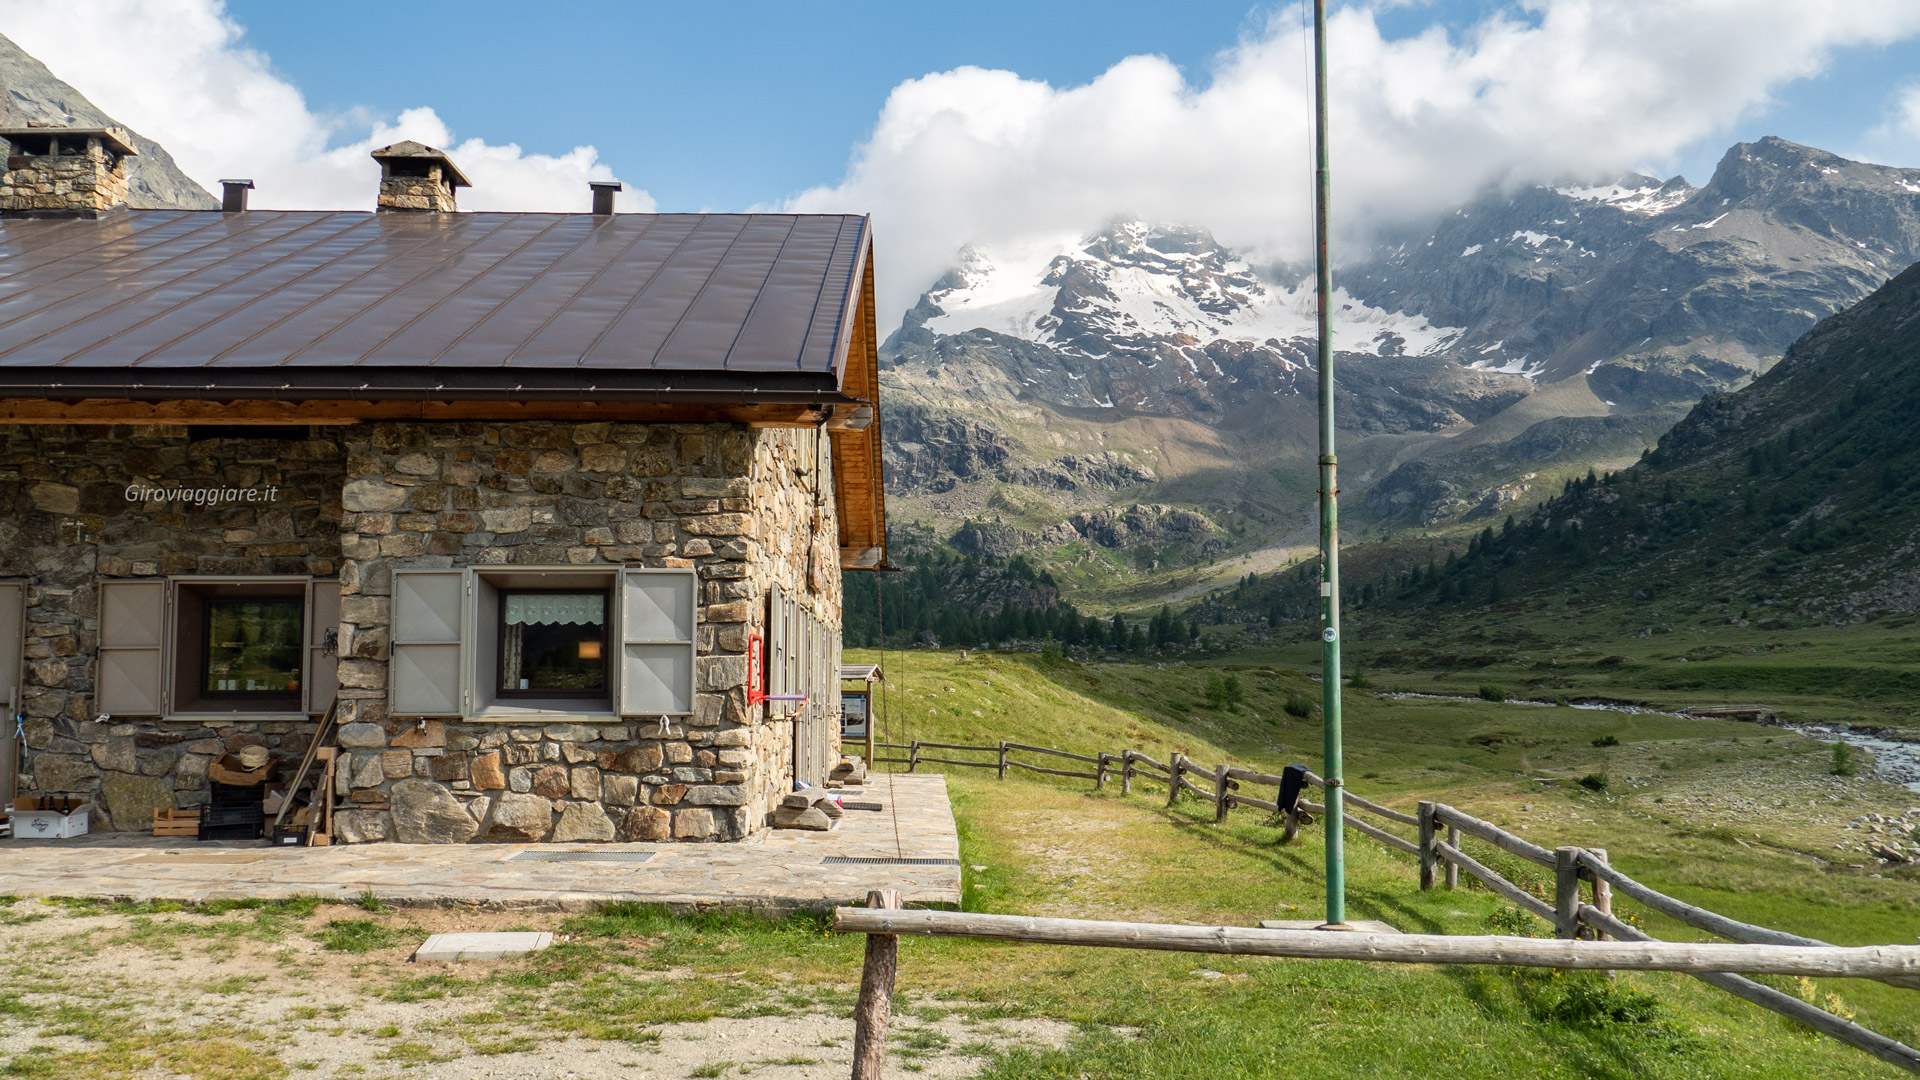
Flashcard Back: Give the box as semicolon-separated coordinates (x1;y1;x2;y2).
1322;627;1337;642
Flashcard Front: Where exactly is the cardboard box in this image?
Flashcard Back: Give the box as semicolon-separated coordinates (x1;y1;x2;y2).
11;796;89;838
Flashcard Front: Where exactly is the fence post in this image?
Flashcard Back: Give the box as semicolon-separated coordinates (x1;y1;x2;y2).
1121;750;1134;796
997;741;1007;781
908;743;920;774
1554;847;1583;940
1095;754;1108;792
1445;822;1460;889
1418;802;1438;890
1213;763;1232;823
1166;754;1185;807
851;888;902;1080
1589;848;1613;942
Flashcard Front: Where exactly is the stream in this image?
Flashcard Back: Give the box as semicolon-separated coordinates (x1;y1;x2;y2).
1381;692;1920;792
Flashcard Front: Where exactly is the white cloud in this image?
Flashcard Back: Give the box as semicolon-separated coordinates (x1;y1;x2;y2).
1874;82;1920;142
0;0;654;213
791;0;1920;326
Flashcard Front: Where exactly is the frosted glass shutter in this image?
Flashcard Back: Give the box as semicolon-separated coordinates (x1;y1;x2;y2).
619;568;695;716
390;569;466;717
306;578;341;715
98;579;168;715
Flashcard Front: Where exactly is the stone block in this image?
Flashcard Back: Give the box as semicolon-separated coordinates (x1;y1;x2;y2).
391;720;447;748
654;783;687;806
391;779;480;844
382;749;414;779
469;752;506;791
334;809;392;844
664;742;693;765
351;752;386;789
570;766;602;801
552;801;617;842
544;724;599;742
561;742;597;765
602;774;638;806
601;744;663;773
669;766;712;784
684;784;747;807
30;753;99;792
483;792;553;842
619;805;670;842
671;808;715;839
343;479;409;512
90;738;136;774
338;722;388;749
503;743;539;766
530;765;570;799
508;766;533;793
428;753;469;782
174;753;209;790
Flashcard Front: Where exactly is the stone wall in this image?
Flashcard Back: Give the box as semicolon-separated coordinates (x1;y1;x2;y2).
329;420;841;844
0;426;343;828
1;133;132;215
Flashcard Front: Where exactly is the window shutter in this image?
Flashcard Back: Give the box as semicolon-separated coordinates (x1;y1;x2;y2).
0;582;21;807
619;568;695;716
767;583;786;702
98;579;168;716
390;569;467;718
306;578;341;716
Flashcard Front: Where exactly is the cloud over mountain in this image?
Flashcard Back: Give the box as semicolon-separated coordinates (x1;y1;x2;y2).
791;0;1920;325
0;0;654;213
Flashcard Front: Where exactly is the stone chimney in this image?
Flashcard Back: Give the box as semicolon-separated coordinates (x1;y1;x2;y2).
0;124;137;217
370;140;470;212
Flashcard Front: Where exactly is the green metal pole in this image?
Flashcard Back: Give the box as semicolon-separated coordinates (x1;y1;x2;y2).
1312;0;1347;929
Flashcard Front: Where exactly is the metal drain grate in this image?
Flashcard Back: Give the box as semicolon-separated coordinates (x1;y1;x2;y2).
509;850;656;863
822;857;960;866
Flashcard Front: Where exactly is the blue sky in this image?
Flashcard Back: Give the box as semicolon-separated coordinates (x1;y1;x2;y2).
223;0;1920;212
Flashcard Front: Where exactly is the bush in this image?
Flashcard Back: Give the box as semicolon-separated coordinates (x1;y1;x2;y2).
1477;684;1508;702
1347;669;1372;689
1283;691;1316;719
1830;741;1858;777
1577;772;1609;792
1203;673;1244;711
1591;734;1620;748
1039;636;1064;667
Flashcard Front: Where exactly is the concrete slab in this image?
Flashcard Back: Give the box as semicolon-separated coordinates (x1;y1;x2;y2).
415;931;552;961
0;774;960;912
1259;919;1402;934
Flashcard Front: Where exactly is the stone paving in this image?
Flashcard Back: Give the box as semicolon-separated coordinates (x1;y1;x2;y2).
0;775;959;912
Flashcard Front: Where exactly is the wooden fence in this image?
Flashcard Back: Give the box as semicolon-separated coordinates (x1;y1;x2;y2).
862;738;1920;1076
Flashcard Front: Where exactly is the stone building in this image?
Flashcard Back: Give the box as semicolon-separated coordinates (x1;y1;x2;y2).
0;132;885;843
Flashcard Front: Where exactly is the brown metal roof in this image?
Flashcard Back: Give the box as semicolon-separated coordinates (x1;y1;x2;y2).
0;210;873;403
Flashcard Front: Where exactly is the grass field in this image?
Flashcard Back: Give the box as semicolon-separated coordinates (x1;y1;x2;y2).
1;648;1915;1079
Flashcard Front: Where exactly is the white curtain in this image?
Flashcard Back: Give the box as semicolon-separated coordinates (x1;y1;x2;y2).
505;593;605;627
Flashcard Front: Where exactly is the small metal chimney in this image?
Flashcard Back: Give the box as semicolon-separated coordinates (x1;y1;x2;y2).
590;180;621;216
220;179;253;213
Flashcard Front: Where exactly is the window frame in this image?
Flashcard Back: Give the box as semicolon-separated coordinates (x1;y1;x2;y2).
493;586;612;701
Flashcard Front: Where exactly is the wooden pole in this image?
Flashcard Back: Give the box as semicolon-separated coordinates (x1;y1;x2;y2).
1443;818;1459;887
997;741;1007;782
1417;802;1437;890
1580;905;1920;1075
850;889;902;1080
1588;848;1612;942
832;907;1920;978
1121;750;1134;796
1166;754;1184;808
1555;847;1582;940
1214;763;1232;823
1095;754;1108;792
908;742;920;774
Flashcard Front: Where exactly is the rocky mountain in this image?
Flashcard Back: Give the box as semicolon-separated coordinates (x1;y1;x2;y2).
882;138;1920;594
0;32;215;209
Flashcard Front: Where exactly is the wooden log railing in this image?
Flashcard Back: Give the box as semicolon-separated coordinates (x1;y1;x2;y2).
868;733;1920;1074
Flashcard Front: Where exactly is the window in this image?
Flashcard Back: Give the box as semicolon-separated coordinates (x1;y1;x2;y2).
498;590;609;698
96;577;339;718
388;566;696;720
201;596;305;698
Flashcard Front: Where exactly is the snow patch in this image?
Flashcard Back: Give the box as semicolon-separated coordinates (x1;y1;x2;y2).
1689;213;1729;230
1555;182;1691;215
1509;230;1563;247
1460;244;1484;257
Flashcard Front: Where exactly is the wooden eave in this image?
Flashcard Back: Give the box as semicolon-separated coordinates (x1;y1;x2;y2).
829;247;886;570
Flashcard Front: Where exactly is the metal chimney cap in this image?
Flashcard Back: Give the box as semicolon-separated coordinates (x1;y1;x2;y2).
219;179;255;189
589;181;623;191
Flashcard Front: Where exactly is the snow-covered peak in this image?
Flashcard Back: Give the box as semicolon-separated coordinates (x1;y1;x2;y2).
922;223;1461;358
1553;175;1694;216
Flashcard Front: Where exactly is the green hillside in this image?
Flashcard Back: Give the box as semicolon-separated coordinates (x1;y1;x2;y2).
846;648;1920;1078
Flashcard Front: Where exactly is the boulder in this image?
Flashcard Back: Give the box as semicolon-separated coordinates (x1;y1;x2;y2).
484;792;554;842
90;738;137;774
771;806;832;831
30;753;99;793
100;772;174;831
390;779;479;844
337;722;388;749
552;801;617;842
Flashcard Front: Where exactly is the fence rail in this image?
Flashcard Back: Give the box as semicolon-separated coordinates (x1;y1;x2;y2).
870;735;1920;1074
